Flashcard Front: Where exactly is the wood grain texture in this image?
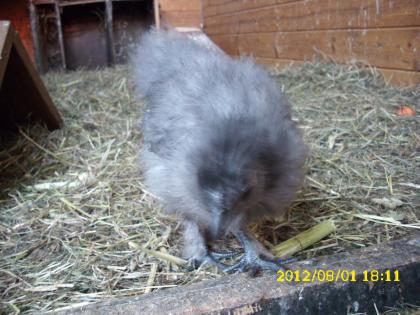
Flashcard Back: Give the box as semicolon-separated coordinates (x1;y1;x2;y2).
211;28;419;71
253;57;303;68
204;0;298;18
205;0;298;11
204;0;420;33
158;0;201;27
160;11;201;27
159;0;201;12
202;0;420;85
206;0;237;7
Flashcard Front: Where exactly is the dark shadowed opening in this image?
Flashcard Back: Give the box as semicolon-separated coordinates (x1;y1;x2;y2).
62;3;108;70
113;1;154;64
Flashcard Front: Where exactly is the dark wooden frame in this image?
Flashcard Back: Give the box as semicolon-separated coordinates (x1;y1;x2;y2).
29;0;157;71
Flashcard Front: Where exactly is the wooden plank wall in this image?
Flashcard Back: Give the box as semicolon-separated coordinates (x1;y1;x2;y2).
159;0;202;28
202;0;420;86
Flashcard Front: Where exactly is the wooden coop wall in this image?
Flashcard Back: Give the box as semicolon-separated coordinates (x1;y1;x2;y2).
1;0;202;72
0;0;35;64
202;0;420;86
158;0;202;28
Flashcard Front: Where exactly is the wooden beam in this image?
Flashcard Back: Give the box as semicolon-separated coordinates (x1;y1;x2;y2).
33;0;55;4
154;0;160;28
59;0;106;6
28;0;45;73
54;0;67;69
105;0;115;66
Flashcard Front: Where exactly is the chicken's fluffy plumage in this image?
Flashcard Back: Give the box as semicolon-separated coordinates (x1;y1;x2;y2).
133;29;307;271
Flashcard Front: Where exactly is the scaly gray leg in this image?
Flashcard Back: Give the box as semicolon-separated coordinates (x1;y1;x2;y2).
210;250;242;259
223;229;291;274
183;220;229;270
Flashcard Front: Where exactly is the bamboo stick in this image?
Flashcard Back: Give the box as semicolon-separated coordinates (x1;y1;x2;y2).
272;220;336;257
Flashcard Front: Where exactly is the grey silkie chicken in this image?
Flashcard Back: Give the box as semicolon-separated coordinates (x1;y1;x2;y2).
133;29;307;273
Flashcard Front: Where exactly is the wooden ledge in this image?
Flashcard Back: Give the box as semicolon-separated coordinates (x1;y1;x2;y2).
52;235;420;315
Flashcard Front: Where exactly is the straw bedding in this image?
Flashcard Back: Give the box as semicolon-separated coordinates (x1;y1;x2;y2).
0;61;418;313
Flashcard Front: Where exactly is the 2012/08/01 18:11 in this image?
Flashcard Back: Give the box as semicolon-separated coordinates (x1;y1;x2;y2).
276;269;400;283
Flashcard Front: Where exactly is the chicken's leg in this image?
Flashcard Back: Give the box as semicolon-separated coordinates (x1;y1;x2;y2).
223;229;291;274
183;220;229;270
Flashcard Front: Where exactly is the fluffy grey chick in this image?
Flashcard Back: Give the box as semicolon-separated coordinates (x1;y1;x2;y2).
133;29;307;273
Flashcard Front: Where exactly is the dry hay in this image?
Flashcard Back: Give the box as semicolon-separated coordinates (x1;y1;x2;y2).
0;62;419;314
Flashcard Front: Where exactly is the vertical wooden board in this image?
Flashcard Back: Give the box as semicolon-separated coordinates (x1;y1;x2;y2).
204;0;420;33
105;0;115;65
154;0;160;28
29;0;45;72
54;0;66;69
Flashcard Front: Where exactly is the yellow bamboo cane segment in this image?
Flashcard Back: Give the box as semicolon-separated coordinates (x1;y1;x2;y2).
272;220;336;257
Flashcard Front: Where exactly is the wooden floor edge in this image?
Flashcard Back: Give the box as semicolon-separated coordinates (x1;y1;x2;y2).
49;235;420;315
